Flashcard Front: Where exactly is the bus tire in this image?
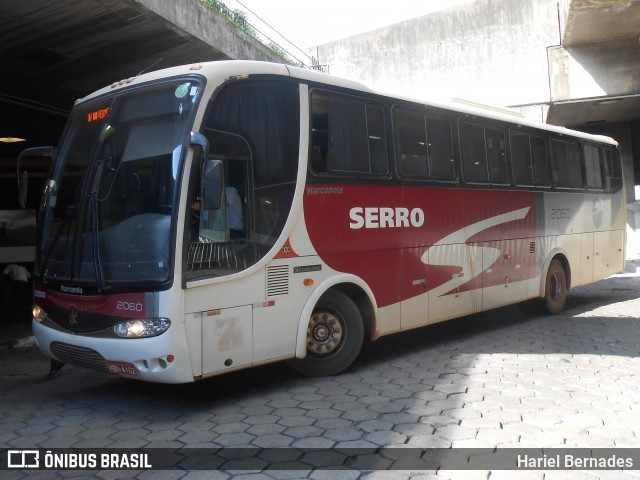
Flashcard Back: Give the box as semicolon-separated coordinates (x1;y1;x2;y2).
541;259;567;315
289;289;364;377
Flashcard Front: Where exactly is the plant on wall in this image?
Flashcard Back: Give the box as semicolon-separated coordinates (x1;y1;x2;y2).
201;0;303;67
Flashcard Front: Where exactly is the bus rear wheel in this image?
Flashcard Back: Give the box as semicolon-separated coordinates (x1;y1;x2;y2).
289;289;364;377
541;259;567;315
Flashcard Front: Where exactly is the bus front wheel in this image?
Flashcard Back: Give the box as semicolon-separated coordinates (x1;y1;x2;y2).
289;290;364;377
541;259;567;315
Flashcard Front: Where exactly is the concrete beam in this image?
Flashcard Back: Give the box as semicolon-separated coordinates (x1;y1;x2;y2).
561;0;640;46
131;0;286;64
549;37;640;101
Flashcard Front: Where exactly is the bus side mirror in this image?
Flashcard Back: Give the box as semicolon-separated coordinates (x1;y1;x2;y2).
202;159;223;210
17;146;54;209
190;132;209;155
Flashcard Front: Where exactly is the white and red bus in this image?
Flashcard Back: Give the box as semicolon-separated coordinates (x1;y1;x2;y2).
25;60;625;383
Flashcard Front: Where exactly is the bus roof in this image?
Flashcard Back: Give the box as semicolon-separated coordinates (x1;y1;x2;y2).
77;60;618;147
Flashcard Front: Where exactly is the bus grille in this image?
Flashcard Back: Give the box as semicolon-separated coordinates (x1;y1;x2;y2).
50;342;109;373
267;265;290;297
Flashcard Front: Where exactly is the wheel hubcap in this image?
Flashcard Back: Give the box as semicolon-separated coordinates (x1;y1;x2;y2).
307;312;343;355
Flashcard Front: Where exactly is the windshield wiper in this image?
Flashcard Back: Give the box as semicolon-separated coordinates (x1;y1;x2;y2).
41;202;75;282
89;160;107;290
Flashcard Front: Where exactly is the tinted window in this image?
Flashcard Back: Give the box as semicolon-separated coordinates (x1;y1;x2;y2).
603;147;622;191
511;132;550;187
460;122;506;184
584;144;604;190
394;109;455;180
395;109;427;176
427;116;455;180
311;91;388;176
551;139;583;188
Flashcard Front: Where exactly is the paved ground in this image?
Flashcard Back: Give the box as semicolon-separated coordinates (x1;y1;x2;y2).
1;272;640;479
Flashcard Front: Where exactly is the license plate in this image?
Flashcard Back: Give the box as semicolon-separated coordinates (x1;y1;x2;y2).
107;361;138;376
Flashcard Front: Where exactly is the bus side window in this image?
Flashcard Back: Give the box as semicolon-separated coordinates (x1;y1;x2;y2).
511;132;549;187
310;90;388;176
530;135;550;186
552;139;583;189
394;109;455;181
460;122;488;183
426;116;455;180
511;132;531;185
486;127;507;183
366;104;388;174
584;144;604;190
603;147;622;191
310;94;329;173
394;109;428;176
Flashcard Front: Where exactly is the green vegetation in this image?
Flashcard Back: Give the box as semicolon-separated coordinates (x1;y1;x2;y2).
201;0;303;67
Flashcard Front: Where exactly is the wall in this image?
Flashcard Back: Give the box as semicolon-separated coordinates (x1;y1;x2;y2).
317;0;559;106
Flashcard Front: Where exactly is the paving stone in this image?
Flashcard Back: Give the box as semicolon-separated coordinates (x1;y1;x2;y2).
242;414;280;425
340;409;380;422
250;433;294;447
213;422;250;434
281;425;325;439
363;430;407;446
304;408;342;420
475;427;520;445
276;415;316;427
2;274;640;479
323;427;364;442
214;432;256;446
290;436;335;448
245;423;286;436
434;425;477;441
313;418;353;430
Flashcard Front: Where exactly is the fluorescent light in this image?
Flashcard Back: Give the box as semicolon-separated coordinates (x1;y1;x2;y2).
0;137;26;143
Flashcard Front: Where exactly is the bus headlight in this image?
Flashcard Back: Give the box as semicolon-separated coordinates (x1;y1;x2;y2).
113;318;171;338
33;304;48;323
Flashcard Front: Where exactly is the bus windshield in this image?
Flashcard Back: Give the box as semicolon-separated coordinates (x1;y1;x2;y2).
39;78;202;287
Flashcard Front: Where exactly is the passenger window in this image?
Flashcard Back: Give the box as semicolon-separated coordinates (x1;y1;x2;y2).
511;132;549;187
426;116;455;180
460;122;506;184
530;136;550;186
584;144;604;190
393;109;455;181
486;127;507;183
310;91;389;176
603;147;622;191
460;122;487;182
394;109;428;176
551;139;583;189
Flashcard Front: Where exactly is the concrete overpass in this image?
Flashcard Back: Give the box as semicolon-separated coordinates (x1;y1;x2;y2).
0;0;286;159
546;0;640;130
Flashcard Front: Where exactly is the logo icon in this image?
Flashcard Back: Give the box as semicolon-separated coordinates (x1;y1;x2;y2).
68;310;79;327
7;450;39;468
